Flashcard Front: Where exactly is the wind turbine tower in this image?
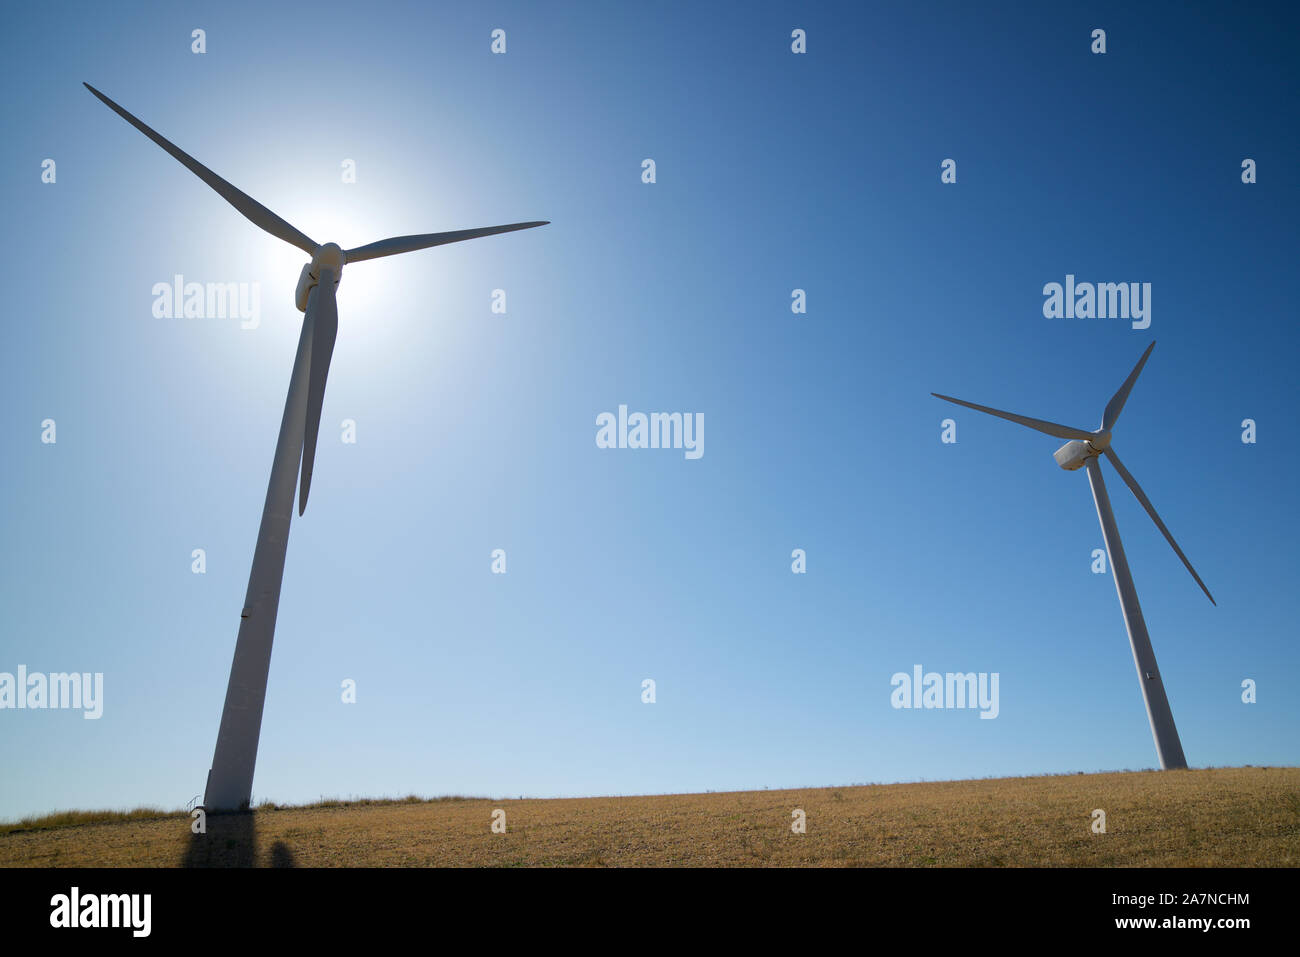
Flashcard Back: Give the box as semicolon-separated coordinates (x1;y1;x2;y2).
85;83;548;809
933;342;1214;770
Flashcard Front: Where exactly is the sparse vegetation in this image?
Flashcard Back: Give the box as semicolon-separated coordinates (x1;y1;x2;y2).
0;794;476;838
0;807;183;837
1;767;1296;867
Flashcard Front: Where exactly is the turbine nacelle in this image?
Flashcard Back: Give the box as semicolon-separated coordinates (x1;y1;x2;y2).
1054;430;1111;471
1053;439;1092;471
295;243;345;313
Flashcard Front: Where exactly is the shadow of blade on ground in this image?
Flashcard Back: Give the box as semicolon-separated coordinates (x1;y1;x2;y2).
269;840;296;867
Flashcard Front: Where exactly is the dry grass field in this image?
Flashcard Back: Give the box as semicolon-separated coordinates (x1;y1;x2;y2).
2;766;1296;867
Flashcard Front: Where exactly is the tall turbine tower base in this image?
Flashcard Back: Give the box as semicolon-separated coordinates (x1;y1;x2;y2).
1085;456;1188;770
204;307;315;810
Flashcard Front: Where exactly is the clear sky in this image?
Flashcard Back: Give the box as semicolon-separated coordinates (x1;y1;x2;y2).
1;0;1296;820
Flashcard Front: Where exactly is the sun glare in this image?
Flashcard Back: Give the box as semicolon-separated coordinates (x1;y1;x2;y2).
258;191;425;360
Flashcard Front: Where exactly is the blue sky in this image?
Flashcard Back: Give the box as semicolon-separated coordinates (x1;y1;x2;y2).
1;0;1296;820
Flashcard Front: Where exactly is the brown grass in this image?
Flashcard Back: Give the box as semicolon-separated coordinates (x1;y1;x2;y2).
0;806;179;837
1;766;1296;867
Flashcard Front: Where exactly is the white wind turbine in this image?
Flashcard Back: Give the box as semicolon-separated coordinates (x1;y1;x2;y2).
933;342;1214;770
85;83;548;810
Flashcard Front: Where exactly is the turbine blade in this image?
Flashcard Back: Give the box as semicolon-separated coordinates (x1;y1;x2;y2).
345;221;549;263
83;83;318;256
930;393;1094;441
1102;341;1156;431
1103;447;1215;605
299;270;339;516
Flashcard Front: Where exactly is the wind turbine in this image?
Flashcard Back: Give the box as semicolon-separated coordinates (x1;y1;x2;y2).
85;83;548;810
932;342;1214;770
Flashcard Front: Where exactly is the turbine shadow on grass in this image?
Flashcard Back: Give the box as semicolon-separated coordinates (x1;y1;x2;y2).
181;810;296;868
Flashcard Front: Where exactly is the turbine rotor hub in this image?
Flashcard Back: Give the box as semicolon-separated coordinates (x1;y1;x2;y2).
294;243;345;312
311;242;345;276
1054;430;1113;471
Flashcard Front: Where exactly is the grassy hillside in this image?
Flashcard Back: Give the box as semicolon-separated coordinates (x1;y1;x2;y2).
2;766;1296;867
